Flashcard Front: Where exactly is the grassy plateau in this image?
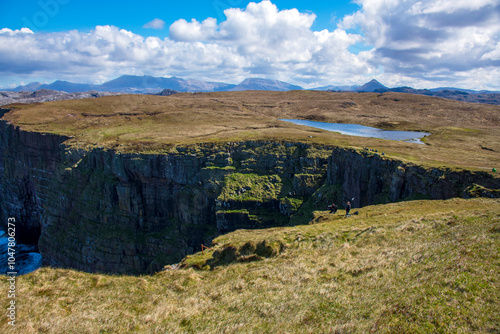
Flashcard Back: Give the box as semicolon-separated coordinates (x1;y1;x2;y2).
2;90;500;170
0;91;499;333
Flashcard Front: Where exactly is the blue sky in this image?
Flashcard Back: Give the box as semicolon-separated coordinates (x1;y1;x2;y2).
0;0;499;90
0;0;359;37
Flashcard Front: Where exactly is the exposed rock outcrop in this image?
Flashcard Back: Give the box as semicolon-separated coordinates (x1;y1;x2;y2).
327;147;499;207
0;122;68;243
157;89;179;96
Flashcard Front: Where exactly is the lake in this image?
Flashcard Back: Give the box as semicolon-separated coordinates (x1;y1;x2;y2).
280;119;430;144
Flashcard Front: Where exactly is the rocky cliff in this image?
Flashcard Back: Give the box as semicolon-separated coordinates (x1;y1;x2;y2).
1;121;499;274
327;147;499;208
40;142;333;274
0;121;68;243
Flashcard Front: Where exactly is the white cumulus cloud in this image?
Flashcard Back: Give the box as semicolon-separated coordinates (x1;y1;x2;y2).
0;28;34;35
168;0;371;84
341;0;500;88
143;18;166;30
1;0;499;90
169;18;218;41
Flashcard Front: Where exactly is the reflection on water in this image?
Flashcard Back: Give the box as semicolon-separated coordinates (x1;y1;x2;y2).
0;230;42;275
280;119;430;144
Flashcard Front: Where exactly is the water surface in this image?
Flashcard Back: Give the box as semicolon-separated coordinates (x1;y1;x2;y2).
0;230;42;275
280;119;429;144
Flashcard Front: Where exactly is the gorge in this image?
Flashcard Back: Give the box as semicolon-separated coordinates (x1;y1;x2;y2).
0;91;499;274
1;124;498;274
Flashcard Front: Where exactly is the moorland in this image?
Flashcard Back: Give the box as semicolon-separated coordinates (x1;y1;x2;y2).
2;90;499;169
0;91;499;333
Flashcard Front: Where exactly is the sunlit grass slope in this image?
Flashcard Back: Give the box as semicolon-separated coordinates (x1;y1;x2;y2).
1;198;498;333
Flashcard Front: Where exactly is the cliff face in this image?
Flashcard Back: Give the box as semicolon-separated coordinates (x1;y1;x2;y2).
39;149;211;274
327;147;499;208
1;122;499;274
36;142;331;274
0;121;68;243
0;128;329;274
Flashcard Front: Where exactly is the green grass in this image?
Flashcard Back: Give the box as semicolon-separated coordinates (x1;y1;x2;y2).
3;198;498;333
218;173;282;202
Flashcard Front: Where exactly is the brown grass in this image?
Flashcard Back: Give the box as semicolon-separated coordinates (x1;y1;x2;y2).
1;91;499;170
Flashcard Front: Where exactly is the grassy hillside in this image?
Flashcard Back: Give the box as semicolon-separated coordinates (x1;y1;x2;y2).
1;198;499;333
2;91;500;170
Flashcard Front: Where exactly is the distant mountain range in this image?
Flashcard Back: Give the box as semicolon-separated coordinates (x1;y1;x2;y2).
2;76;500;105
229;78;302;91
9;76;236;94
319;79;500;104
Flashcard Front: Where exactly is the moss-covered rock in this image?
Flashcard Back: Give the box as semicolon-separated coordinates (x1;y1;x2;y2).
464;183;500;198
218;173;282;202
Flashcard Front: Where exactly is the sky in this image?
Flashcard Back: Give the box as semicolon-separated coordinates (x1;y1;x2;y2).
0;0;499;90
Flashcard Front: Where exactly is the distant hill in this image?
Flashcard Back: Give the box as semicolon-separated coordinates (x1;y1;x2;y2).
311;84;359;91
430;90;500;104
371;86;500;105
44;80;99;93
7;75;236;94
10;81;98;93
386;87;433;95
11;82;44;92
6;76;302;94
86;75;236;93
429;87;499;94
313;79;387;92
356;79;387;92
230;78;303;91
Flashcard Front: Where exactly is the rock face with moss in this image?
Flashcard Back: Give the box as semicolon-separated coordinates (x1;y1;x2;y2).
213;143;330;232
37;142;331;274
1;121;499;274
327;147;500;207
0;122;69;243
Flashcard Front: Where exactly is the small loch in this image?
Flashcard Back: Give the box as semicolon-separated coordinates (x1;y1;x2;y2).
280;119;430;144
